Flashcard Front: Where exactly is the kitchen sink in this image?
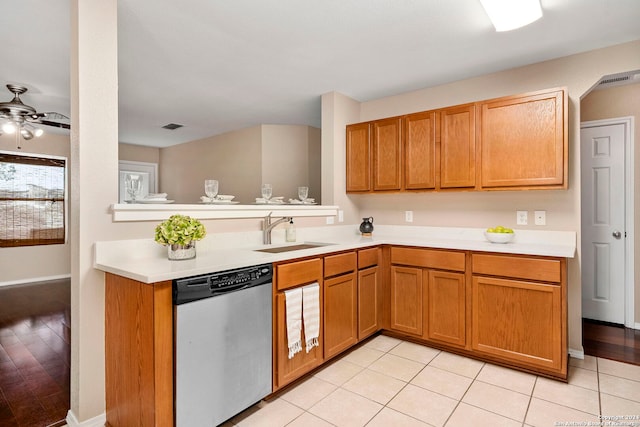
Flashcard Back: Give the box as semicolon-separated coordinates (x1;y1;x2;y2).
254;242;334;253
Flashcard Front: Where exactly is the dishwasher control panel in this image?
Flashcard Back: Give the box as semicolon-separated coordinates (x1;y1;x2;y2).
173;264;273;305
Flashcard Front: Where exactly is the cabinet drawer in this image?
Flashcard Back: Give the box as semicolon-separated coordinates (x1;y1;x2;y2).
324;252;356;278
358;247;379;269
391;247;465;271
472;254;561;283
276;258;323;291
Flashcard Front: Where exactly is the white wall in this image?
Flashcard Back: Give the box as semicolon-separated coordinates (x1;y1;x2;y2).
321;40;640;353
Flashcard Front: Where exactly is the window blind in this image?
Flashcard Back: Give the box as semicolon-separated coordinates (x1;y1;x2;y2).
0;153;66;247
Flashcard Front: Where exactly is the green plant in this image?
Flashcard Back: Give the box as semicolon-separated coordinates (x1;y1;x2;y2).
154;214;206;246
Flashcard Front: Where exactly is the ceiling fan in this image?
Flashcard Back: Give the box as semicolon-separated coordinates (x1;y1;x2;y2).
0;84;70;141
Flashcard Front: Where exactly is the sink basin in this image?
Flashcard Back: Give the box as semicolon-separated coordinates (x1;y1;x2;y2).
254;242;334;253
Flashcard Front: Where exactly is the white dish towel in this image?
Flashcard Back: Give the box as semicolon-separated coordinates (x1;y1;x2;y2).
284;287;303;359
303;282;320;353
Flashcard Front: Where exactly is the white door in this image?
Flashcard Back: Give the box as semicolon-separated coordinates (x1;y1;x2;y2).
581;123;626;324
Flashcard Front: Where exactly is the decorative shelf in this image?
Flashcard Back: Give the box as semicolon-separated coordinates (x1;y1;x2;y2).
111;203;340;222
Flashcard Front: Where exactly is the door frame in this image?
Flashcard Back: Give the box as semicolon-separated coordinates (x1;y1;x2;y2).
580;117;635;328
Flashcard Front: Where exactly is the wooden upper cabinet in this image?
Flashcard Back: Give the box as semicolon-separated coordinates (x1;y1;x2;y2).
479;88;567;189
440;104;476;189
373;117;402;191
404;111;437;190
346;122;371;192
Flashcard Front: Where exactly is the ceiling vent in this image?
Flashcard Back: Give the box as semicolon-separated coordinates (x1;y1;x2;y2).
595;70;640;90
162;123;184;130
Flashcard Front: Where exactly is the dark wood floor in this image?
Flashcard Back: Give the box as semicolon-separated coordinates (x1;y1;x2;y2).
582;318;640;366
0;279;70;427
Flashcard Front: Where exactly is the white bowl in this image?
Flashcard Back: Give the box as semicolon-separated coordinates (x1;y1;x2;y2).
484;232;515;244
216;195;235;201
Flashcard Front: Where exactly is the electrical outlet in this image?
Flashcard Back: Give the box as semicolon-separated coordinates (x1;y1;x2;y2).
338;210;344;222
326;216;335;225
534;210;546;226
405;211;413;222
516;210;528;225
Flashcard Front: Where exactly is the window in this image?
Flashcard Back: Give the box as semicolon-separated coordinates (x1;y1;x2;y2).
0;152;66;247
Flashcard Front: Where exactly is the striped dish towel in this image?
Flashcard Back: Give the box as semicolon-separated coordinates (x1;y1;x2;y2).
284;287;303;359
303;282;320;353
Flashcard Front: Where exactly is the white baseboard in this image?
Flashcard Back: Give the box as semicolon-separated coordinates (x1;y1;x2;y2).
66;410;106;427
0;274;71;288
635;322;640;330
568;348;585;360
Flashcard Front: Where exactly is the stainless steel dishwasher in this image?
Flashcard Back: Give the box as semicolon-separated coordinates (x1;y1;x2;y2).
173;264;272;426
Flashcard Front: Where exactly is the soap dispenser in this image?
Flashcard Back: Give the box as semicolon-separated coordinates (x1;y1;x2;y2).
286;219;296;242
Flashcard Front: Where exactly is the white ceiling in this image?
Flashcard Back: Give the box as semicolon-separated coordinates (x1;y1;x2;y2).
1;0;640;147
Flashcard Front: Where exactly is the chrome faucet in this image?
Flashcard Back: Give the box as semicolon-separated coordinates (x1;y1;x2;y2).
262;213;292;244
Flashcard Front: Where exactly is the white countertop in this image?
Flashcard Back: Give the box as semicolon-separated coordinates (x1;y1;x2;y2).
94;225;576;283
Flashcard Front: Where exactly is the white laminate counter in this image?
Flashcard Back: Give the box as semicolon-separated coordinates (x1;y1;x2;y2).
94;225;576;283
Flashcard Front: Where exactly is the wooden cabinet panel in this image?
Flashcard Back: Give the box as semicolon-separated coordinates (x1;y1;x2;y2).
373;117;402;190
426;270;466;347
346;122;371;192
440;104;476;188
471;276;563;372
358;266;379;340
324;273;358;359
324;251;357;278
275;292;324;389
404;111;436;189
479;88;567;189
276;258;323;291
105;274;173;427
391;246;465;271
390;266;423;336
472;254;561;283
358;247;380;270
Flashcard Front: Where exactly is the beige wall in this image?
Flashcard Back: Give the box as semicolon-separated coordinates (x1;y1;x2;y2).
581;82;640;323
159;125;262;203
322;40;640;353
0;133;72;285
262;124;321;201
118;142;160;164
159;124;320;204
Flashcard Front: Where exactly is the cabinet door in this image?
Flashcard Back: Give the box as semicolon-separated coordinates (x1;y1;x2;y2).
324;273;358;359
440;104;476;188
358;266;379;340
404;111;436;189
275;292;324;389
346;122;371;192
373;117;402;190
390;266;423;336
479;89;567;189
471;276;562;372
425;270;466;347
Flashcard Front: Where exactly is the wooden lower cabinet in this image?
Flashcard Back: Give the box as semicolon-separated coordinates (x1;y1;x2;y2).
471;276;563;373
425;270;466;347
390;266;423;336
105;273;173;427
275;292;324;389
358;265;379;339
324;272;358;359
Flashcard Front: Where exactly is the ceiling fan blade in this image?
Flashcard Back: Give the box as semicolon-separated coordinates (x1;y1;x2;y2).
39;119;70;130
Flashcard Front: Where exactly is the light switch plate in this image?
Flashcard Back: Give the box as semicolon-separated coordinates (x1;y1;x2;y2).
534;210;546;226
516;210;528;225
338;210;344;222
326;216;335;225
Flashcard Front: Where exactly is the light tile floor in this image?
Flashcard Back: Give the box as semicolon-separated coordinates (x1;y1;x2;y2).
226;335;640;427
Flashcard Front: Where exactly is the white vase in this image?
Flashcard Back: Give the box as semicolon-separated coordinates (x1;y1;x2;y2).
168;242;196;260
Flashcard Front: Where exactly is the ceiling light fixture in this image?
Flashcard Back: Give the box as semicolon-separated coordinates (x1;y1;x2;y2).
2;121;17;134
480;0;543;32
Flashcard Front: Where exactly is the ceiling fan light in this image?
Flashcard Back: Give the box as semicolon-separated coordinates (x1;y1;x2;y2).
21;128;34;140
33;128;44;137
480;0;542;32
2;122;17;134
